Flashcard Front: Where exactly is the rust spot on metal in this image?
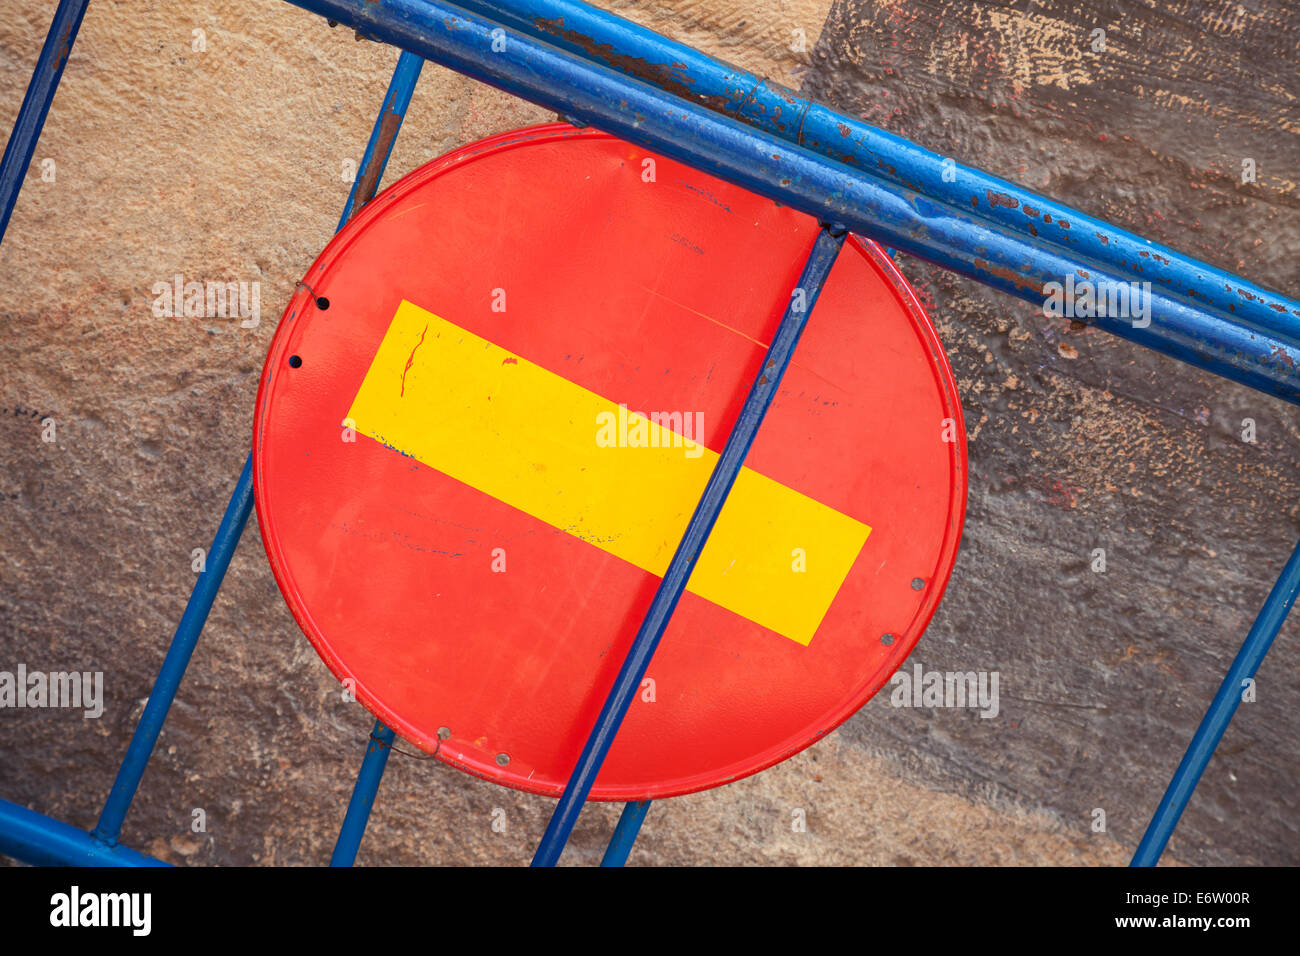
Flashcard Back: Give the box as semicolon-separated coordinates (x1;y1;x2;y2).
986;190;1019;210
974;258;1043;294
1023;205;1040;218
1270;345;1296;369
837;122;851;137
533;16;734;114
1043;214;1053;224
352;110;403;210
1057;218;1070;229
1076;269;1090;279
1095;232;1109;245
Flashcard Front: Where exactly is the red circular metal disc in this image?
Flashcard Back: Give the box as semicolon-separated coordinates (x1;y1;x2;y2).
253;124;966;801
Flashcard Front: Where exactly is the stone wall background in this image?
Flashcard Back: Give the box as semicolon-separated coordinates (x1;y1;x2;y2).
1;0;1295;865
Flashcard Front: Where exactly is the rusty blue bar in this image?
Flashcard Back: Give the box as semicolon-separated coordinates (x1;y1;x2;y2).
460;0;1299;341
337;49;425;230
282;0;1300;404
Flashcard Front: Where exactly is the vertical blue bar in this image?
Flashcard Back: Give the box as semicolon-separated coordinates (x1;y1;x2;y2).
531;225;847;866
600;800;651;867
92;46;423;851
93;456;255;844
1131;535;1300;866
330;721;396;866
0;0;92;247
325;50;425;865
337;50;424;231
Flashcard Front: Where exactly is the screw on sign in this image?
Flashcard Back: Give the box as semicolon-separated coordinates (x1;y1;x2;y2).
253;125;967;801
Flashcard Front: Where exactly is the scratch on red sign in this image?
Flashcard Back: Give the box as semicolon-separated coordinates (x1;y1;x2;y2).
400;324;428;397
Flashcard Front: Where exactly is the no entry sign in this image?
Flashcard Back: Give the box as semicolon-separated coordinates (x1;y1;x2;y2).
253;125;966;800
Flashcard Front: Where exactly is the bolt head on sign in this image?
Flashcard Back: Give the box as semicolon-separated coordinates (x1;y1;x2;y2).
253;125;967;800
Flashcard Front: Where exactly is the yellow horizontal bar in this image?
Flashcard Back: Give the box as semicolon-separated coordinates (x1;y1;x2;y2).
346;300;870;645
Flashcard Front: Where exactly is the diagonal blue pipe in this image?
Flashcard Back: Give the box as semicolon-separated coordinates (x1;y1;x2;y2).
531;226;846;866
282;0;1300;405
330;721;396;866
326;50;425;865
458;0;1298;343
600;800;651;867
0;0;92;247
338;50;425;230
89;47;423;855
1131;535;1300;866
92;456;255;846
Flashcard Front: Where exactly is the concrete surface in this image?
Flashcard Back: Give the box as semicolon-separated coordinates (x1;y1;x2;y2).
0;0;1295;865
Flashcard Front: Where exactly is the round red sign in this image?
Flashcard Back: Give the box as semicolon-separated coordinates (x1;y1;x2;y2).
253;124;966;800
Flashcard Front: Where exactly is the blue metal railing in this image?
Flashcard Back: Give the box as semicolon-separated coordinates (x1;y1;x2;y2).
456;0;1296;341
0;0;1294;868
0;33;423;866
285;0;1300;404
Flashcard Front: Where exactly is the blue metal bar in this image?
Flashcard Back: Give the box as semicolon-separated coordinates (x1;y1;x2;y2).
531;226;846;866
1131;536;1300;866
600;800;651;867
0;0;92;247
330;721;396;866
337;49;425;231
324;49;425;865
461;0;1300;340
282;0;1300;405
0;797;169;867
91;455;255;845
85;45;422;856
